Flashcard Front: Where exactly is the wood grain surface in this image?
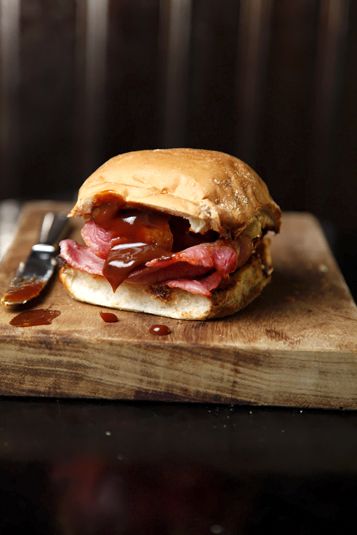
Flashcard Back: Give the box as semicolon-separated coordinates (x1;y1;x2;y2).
0;202;356;408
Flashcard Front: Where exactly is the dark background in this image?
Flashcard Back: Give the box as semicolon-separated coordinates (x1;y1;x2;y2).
1;399;357;535
0;0;356;296
0;3;357;533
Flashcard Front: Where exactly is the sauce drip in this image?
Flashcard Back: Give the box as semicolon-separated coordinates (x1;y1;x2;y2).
104;242;170;291
93;202;173;292
149;324;171;336
3;280;45;305
91;197;219;293
100;311;119;323
10;308;61;327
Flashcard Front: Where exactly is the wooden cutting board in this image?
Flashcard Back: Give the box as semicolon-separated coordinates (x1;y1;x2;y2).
0;201;356;408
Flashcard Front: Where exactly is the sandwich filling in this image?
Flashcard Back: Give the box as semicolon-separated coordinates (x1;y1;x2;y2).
59;196;259;298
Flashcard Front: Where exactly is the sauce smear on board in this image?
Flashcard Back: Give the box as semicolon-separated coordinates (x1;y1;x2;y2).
10;309;61;327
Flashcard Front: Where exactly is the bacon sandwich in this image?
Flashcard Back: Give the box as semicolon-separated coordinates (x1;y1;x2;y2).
59;148;281;320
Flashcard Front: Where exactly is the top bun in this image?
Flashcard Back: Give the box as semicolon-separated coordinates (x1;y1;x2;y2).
69;148;281;236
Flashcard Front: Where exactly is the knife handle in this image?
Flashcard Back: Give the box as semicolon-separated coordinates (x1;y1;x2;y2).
38;212;70;247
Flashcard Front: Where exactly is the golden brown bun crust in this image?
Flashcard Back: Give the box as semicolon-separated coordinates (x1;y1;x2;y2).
70;149;281;235
59;238;273;320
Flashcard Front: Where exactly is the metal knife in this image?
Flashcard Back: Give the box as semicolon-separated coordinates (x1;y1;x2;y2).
1;212;70;307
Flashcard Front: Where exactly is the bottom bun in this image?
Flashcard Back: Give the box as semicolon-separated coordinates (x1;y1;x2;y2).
59;239;273;320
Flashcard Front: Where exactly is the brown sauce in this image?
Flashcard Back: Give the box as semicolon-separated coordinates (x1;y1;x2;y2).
90;198;219;293
3;280;45;305
149;324;171;336
91;196;124;226
92;202;173;248
93;203;173;292
104;242;170;291
10;309;61;327
100;311;119;323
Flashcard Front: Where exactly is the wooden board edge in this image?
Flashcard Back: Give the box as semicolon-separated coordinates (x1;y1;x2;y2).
0;336;356;409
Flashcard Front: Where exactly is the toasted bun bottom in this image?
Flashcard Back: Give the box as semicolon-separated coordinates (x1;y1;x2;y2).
59;241;272;320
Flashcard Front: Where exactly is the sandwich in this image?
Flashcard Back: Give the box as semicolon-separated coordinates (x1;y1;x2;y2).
59;148;281;320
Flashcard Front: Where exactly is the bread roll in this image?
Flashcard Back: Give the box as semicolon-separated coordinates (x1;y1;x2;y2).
60;148;281;319
70;148;280;236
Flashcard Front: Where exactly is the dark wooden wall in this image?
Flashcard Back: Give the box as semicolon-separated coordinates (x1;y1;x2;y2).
0;0;356;294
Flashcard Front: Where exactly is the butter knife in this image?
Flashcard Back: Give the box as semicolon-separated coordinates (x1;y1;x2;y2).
1;212;69;307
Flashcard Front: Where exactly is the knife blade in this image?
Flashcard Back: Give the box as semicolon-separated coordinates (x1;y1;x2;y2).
1;212;70;307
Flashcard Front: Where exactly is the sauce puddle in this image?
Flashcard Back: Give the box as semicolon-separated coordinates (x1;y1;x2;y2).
100;311;119;323
10;309;61;327
149;324;171;336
